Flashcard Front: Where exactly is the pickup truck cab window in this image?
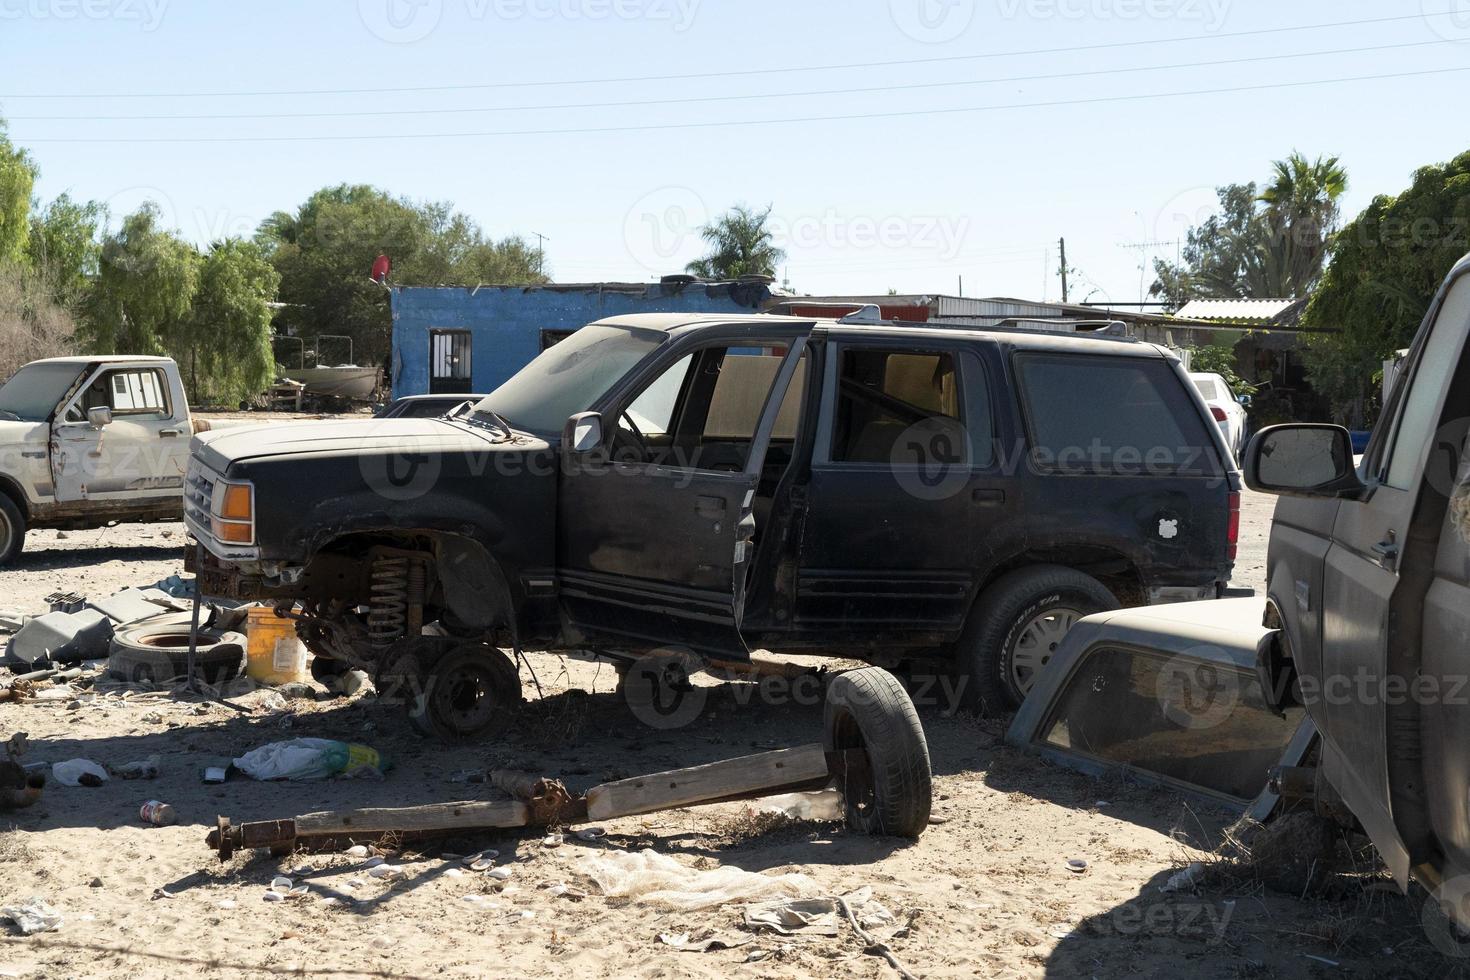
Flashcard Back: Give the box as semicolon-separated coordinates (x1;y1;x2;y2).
66;367;169;421
0;362;83;422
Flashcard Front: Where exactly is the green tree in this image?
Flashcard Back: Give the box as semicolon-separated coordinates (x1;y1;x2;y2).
258;185;544;366
0;127;37;265
686;204;785;279
1185;343;1255;397
27;193;104;310
1300;150;1470;426
176;239;280;405
85;203;200;355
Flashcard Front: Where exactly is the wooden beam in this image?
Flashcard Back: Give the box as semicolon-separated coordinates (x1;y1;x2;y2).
585;743;831;822
294;800;529;836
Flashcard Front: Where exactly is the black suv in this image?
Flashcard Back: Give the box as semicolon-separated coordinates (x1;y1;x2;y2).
184;313;1237;737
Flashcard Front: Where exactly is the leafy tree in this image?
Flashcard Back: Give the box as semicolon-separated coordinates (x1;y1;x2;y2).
176;239;280;405
259;185;544;366
1260;153;1348;291
27;193;104;310
85;203;200;356
0;128;37;265
1185;343;1255;397
1300;150;1470;426
686;204;785;280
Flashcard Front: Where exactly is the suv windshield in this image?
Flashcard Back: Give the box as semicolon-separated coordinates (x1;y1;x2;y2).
473;324;666;434
0;362;84;422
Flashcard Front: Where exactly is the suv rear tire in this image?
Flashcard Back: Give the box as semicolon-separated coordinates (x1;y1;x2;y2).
958;565;1118;712
0;494;25;567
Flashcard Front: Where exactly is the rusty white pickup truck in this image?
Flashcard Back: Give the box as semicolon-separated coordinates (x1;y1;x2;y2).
0;355;217;565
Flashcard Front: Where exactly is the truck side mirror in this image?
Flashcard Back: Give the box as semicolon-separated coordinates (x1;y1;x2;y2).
1243;424;1363;498
564;412;604;454
87;406;113;428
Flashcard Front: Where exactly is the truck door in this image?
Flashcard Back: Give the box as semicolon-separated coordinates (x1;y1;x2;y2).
557;334;809;657
1318;267;1470;886
51;363;190;503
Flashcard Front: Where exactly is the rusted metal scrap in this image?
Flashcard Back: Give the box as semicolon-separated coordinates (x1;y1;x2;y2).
489;769;587;825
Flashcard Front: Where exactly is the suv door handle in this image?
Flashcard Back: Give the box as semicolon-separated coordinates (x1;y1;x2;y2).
972;488;1006;505
1371;532;1399;570
159;428;185;438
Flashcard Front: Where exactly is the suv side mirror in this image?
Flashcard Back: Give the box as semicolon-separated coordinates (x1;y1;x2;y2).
87;406;113;428
564;412;604;454
1243;423;1363;498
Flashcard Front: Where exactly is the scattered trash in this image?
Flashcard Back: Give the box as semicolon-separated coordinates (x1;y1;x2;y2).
232;739;389;781
362;856;384;868
444;867;466;879
320;897;350;909
274;682;317;702
546;883;586;900
469;859;493;873
743;898;842;936
581;848;818;912
462;850;498;864
1;897;62;935
202;767;229;784
262;891;285;903
90;589;171;627
757;789;845;821
367;865;401;880
151;888;176;901
1160;862;1206;893
51;759;108;787
139;800;177;827
141;711;164;725
346;845;370;858
1066;858;1088;874
45;593;86;615
270;877;294;893
575;827;606;841
487;867;513;881
114;756;161;780
658;931;753;952
541;833;563;848
6;610;113;667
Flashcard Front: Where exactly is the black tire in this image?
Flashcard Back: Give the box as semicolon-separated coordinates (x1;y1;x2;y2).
958;564;1118;712
823;667;932;838
407;644;522;741
0;493;25;567
107;622;246;686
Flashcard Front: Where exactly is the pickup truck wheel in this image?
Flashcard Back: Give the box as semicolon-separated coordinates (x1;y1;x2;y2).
0;494;25;567
959;565;1118;712
823;667;932;838
407;645;522;742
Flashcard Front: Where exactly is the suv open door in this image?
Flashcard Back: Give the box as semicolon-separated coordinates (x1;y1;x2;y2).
557;332;811;657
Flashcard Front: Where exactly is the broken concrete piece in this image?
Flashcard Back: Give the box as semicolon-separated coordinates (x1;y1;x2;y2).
6;611;113;667
89;588;170;625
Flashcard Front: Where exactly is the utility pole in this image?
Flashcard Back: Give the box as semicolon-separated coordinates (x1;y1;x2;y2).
532;232;549;279
1058;238;1069;303
957;274;963;297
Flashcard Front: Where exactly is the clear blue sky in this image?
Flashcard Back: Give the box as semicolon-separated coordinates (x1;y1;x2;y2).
3;0;1467;305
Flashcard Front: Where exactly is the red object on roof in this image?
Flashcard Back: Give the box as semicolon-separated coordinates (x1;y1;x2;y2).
370;254;391;284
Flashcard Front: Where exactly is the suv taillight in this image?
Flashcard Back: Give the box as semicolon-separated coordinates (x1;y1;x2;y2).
1227;491;1240;561
1210;405;1228;422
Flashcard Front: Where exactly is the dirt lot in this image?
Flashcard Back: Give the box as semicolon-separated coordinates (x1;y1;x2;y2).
0;481;1459;979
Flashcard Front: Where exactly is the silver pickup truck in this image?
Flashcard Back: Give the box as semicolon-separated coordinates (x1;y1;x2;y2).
0;355;206;565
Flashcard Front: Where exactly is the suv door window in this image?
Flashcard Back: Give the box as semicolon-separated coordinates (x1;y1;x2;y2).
832;349;975;464
1383;277;1470;489
1019;355;1215;475
67;367;169;421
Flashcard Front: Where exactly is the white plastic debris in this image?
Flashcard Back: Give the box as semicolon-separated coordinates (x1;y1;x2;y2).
1160;861;1206;893
580;848;818;912
574;828;606;841
1066;858;1088;874
262;891;285;903
659;931;753;952
368;865;401;880
444;867;466;879
270;877;293;893
462;850;498;864
51;759;108;787
1;897;62;935
346;845;370;858
541;833;563;848
217;899;237;910
487;867;513;881
757;790;844;821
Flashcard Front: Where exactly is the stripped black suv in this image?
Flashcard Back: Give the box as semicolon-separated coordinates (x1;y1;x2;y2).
185;313;1238;737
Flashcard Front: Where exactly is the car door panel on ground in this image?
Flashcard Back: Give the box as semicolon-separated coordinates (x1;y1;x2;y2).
793;342;1014;641
558;331;810;657
50;364;190;503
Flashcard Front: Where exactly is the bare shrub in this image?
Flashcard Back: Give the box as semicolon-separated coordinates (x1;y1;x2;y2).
0;262;75;380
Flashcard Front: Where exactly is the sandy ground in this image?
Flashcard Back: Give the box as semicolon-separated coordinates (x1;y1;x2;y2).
0;482;1459;980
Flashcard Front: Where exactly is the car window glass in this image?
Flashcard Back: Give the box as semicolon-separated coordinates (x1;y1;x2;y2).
832;349;968;464
1194;378;1221;401
704;349;798;440
72;368;168;420
1385;275;1470;489
1020;355;1216;475
1040;645;1305;801
626;355;692;435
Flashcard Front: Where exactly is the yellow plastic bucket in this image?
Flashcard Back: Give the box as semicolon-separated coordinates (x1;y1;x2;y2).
245;606;310;686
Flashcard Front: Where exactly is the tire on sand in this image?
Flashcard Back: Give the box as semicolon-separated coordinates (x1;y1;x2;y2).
823;667;932;838
0;493;25;567
958;564;1118;713
108;621;246;686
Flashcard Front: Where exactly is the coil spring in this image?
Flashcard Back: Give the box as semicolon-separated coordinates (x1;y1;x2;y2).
367;557;409;648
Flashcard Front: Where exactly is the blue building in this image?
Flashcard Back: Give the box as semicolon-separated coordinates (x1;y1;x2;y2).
389;278;775;397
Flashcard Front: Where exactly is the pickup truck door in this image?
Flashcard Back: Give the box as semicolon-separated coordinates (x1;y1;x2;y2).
51;363;190;504
557;334;809;658
1317;267;1470;886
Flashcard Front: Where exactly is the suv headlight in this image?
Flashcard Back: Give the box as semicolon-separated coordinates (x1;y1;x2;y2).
210;479;255;545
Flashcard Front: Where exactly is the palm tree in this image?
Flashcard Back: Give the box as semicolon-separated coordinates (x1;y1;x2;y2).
1259;152;1349;294
686;204;785;279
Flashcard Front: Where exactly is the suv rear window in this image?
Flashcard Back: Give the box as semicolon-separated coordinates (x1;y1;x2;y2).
1018;355;1218;476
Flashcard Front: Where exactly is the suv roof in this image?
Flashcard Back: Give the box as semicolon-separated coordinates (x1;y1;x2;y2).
592;312;1170;359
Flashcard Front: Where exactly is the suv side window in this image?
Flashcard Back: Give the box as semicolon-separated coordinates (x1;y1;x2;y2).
66;367;170;421
1382;274;1470;489
1018;354;1214;475
832;349;971;464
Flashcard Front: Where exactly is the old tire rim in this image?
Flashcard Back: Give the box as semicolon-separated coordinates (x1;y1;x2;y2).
1008;606;1080;697
414;650;508;741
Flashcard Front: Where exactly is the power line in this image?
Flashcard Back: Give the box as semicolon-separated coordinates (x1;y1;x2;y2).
14;65;1467;144
4;38;1445;122
0;11;1455;100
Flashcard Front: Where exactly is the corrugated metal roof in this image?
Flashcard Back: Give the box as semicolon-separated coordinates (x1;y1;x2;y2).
1175;298;1299;322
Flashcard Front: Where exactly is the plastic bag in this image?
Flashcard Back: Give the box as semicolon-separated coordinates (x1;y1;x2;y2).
232;739;389;781
580;847;817;912
52;759;108;787
2;896;62;934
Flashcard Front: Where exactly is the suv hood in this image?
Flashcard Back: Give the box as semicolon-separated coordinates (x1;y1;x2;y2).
193;417;512;473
